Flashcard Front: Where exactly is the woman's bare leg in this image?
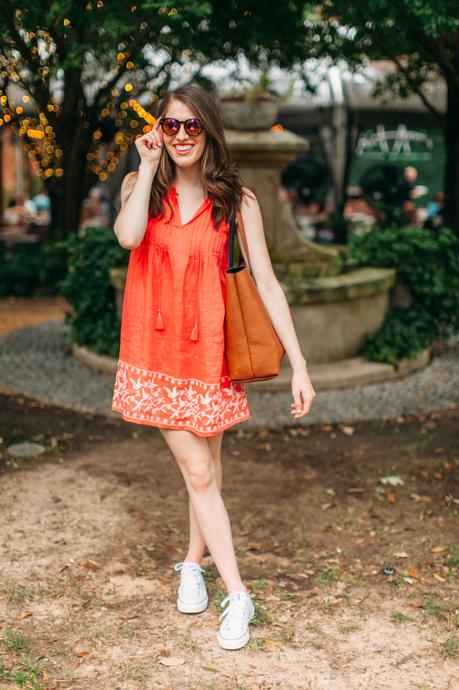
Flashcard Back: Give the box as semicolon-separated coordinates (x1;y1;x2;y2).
185;431;223;564
159;428;246;593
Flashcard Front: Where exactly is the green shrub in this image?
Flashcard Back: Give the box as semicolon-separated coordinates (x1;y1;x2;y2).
59;226;128;357
0;241;67;296
343;226;459;363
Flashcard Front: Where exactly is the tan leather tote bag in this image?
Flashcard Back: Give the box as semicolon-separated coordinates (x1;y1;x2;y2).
224;210;285;382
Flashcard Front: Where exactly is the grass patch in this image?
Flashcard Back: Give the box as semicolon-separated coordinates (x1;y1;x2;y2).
446;549;459;569
317;568;339;586
0;583;47;605
249;578;269;592
442;637;457;657
391;611;408;624
299;536;311;549
0;626;44;690
423;599;443;620
119;660;150;681
251;605;270;627
389;577;404;591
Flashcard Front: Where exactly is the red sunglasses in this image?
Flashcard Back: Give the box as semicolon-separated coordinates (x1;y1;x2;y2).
159;117;204;137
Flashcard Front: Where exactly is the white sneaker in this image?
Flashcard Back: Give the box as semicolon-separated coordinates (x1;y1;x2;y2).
217;590;255;650
174;561;208;614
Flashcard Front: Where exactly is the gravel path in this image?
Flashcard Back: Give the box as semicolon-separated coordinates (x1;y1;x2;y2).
0;319;457;428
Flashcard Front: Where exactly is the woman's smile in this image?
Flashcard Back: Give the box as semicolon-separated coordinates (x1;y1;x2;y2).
173;143;195;155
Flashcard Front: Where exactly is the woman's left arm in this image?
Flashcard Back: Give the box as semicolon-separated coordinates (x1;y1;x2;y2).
239;189;316;419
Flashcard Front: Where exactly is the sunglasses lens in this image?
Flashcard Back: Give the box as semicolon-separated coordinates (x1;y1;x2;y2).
161;118;179;135
185;118;203;136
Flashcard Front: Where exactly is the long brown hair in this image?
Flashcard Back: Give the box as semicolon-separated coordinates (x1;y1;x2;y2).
149;84;246;228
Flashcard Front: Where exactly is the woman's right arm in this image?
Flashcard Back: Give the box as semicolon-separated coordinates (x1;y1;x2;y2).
114;120;164;249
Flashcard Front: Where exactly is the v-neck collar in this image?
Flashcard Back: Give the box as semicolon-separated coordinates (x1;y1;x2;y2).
168;184;210;227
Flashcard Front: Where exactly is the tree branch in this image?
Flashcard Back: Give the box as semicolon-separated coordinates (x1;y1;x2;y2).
397;7;459;89
373;34;445;126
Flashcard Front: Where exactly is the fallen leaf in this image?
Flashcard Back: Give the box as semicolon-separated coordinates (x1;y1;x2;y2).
379;474;404;486
339;425;355;435
321;502;334;510
159;648;171;657
16;610;33;620
118;613;138;621
386;490;397;504
258;429;270;438
406;567;421;581
83;560;102;571
248;542;263;551
393;552;409;559
433;573;446;583
263;638;283;645
430;545;448;553
409;493;432;503
402;576;415;585
202;666;220;673
158;656;186;667
409;601;423;608
74;650;89;657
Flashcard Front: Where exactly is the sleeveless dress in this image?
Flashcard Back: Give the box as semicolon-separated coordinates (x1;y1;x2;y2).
111;184;251;436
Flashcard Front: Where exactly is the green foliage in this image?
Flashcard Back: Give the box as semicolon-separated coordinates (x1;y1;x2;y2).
59;226;128;357
0;241;67;297
343;226;459;363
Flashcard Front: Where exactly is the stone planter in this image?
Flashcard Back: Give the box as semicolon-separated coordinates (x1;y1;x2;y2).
281;267;397;363
219;97;280;130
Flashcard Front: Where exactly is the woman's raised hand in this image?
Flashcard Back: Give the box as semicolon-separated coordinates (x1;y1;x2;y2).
134;119;164;165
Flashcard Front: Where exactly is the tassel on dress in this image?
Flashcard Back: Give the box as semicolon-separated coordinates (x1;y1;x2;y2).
155;310;165;330
190;321;199;341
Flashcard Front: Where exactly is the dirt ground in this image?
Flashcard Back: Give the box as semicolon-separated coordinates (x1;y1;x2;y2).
0;392;458;690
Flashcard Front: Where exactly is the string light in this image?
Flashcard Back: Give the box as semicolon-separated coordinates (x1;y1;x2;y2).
0;53;158;185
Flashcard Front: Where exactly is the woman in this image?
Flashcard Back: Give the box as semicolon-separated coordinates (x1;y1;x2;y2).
112;84;315;650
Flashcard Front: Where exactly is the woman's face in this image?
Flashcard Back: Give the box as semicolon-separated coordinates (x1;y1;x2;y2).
161;98;207;169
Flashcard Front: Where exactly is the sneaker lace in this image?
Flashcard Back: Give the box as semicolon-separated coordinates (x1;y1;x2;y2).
174;561;206;594
219;592;250;630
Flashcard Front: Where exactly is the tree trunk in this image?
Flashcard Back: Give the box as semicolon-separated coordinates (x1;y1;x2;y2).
444;76;459;236
46;69;95;240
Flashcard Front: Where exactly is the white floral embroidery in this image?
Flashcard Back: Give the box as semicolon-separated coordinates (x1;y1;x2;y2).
112;360;250;435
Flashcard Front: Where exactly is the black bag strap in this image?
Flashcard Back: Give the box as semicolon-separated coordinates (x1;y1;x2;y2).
227;211;252;275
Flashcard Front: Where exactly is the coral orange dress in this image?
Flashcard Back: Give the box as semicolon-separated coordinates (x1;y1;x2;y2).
111;184;251;436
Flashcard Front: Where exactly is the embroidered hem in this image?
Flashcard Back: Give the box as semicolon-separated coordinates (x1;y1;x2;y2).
112;360;250;436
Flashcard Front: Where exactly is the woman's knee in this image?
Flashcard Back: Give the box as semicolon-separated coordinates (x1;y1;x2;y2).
159;428;216;491
182;455;216;492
